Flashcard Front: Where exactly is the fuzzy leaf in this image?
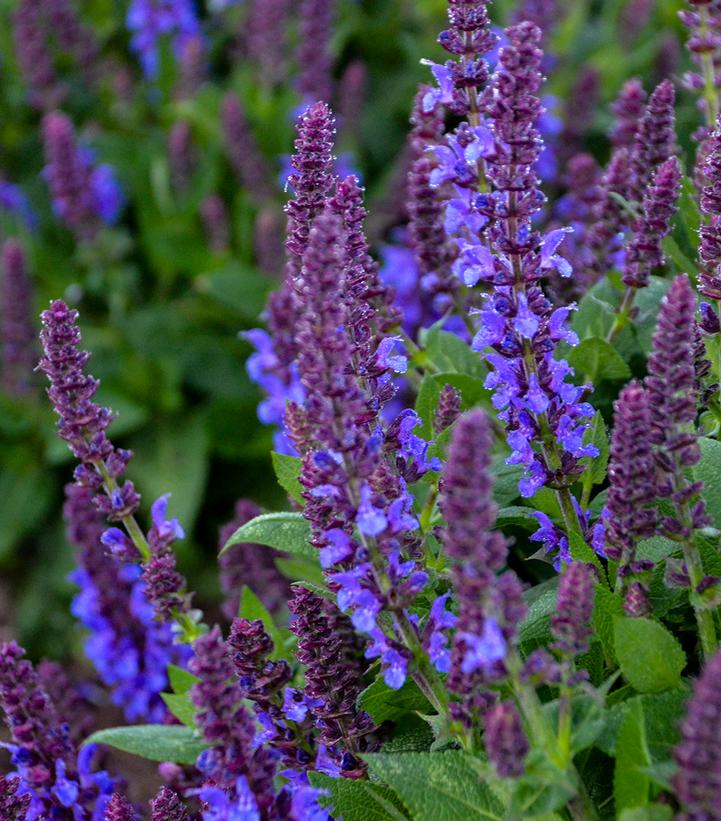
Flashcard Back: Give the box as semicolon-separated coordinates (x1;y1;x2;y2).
167;664;199;695
220;511;315;558
567;337;631;382
358;678;431;724
614;618;686;693
695;437;721;530
614;699;651;813
308;772;410;821
84;725;207;765
363;751;504;821
160;692;196;729
271;452;305;504
592;585;624;664
415;375;443;439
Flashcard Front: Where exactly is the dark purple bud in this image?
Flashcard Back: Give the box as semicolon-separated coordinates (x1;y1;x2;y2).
434;383;462;434
605;382;657;563
142;552;187;621
551;562;595;657
200;195;230;253
0;774;30;820
1;239;35;395
296;0;334;104
674;649;721;817
150;787;189;821
104;794;137;821
623;156;681;289
619;0;653;45
700;301;721;334
484;700;529;778
221;94;273;202
623;581;651;617
37;659;95;743
227;617;292;708
698;124;721;300
610;78;647;147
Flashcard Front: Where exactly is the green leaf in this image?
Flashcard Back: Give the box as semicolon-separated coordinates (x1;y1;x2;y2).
580;411;609;486
614;699;651;813
568;529;603;572
220;511;314;558
274;555;326;588
358;678;431;724
84;725;207;765
415;375;443;439
271;452;304;504
695;437;721;530
161;692;196;728
491;458;523;507
618;805;673;821
381;715;434;754
238;586;286;659
592;585;624;664
573;279;618;340
566;337;631;382
519;577;558;645
308;772;410;821
614;617;686;693
0;464;53;560
423;328;486;378
633;277;672;354
168;664;200;695
363;751;504;821
496;506;539;530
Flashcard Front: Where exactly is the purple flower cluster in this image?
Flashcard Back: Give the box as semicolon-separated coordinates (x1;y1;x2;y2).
0;641;118;820
1;239;35;396
126;0;201;80
441;410;526;725
65;483;190;723
550;561;595;657
244;0;291;88
296;0;334;105
0;775;30;821
483;701;529;779
680;0;721;135
698;119;721;307
42;112;124;241
38;300;191;624
149;787;189;821
628;80;677;205
221;94;273;202
104;794;137;821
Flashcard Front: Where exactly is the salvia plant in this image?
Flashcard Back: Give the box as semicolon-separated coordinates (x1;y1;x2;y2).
4;0;721;819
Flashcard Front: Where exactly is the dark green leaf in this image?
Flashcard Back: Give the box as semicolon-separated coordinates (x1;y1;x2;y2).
592;585;624;664
423;328;486;378
84;725;207;765
358;677;431;724
614;617;686;693
614;699;650;813
415;375;442;439
220;512;314;558
308;772;410;821
567;337;630;382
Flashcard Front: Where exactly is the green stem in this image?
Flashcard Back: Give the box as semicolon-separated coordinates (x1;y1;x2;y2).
94;460;151;561
605;286;636;347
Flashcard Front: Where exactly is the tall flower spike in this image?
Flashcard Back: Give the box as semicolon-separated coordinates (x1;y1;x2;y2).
698;118;721;301
200;194;230;254
484;701;529;779
39;301;191;624
628;79;676;205
604;383;657;572
679;0;721;135
289;587;375;777
221;94;273;202
550;562;595;658
104;794;137;821
296;0;334;105
1;239;35;395
0;775;30;820
244;0;291;88
610;78;647;147
189;627;277;814
12;0;62;109
150;786;189;821
442;410;526;719
167;121;196;193
623;156;682;289
673;648;721;819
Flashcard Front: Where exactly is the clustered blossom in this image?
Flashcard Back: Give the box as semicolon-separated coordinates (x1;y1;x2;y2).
550;561;595;657
441;410;526;727
0;641;118;819
244;0;291;88
0;775;30;820
65;483;190;723
610;78;647;148
200;194;230;253
296;0;334;105
646;275;709;540
674;648;721;819
628;79;677;205
218;499;291;620
149;787;189;821
221;93;273;202
680;0;721;136
1;239;35;395
623;156;681;289
42;112;124;241
104;794;137;821
483;701;529;779
167;120;196;193
698;119;721;309
289;586;375;777
38;300;191;623
126;0;201;80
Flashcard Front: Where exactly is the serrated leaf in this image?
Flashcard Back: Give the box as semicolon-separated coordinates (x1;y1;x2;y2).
592;584;624;664
84;725;207;765
168;664;200;695
308;772;410;821
614;617;686;693
415;375;443;439
161;692;196;728
358;677;431;723
271;452;304;504
614;699;651;813
238;586;286;660
695;437;721;530
363;751;504;821
566;337;630;382
381;715;434;754
220;511;314;558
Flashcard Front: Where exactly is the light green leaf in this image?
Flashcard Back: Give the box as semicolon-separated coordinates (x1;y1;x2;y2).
520;577;558;645
274;555;326;588
358;678;431;724
308;772;410;821
271;452;304;504
220;511;314;558
167;664;200;695
161;692;196;728
614;699;651;813
580;411;609;486
618;805;673;821
423;328;486;378
363;751;504;821
695;437;721;530
84;725;207;765
567;337;631;382
592;585;624;664
496;506;539;530
415;375;443;439
238;586;286;660
614;617;686;693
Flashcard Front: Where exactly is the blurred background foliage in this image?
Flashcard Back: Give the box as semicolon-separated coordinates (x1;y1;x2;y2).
0;0;695;658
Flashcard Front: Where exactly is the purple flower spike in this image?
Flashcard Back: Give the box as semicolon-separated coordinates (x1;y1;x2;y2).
150;787;189;821
104;794;137;821
126;0;200;81
1;239;35;395
604;382;657;573
244;0;291;88
646;275;709;539
296;0;334;105
201;194;230;254
551;562;595;657
610;78;647;147
628;79;676;205
484;701;529;779
698;121;721;300
0;774;30;820
623;156;681;289
674;649;721;818
221;94;273;202
168;121;196;193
